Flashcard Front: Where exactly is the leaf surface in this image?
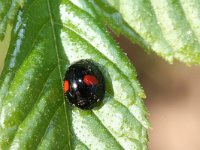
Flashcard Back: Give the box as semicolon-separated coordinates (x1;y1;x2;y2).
0;0;148;150
89;0;200;64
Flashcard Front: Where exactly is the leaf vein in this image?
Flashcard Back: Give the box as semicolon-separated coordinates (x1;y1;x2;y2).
91;111;124;149
36;104;63;149
46;1;72;149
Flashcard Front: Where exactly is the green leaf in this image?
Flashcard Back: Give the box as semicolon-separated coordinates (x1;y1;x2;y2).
0;0;148;150
70;0;151;52
0;0;25;39
89;0;200;65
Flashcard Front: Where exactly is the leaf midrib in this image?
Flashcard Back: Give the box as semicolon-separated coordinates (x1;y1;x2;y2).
46;0;71;149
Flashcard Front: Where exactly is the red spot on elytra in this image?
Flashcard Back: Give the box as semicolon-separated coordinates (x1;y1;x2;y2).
64;80;69;93
83;75;98;86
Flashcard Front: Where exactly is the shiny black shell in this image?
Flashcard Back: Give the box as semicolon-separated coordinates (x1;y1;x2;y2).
64;60;105;109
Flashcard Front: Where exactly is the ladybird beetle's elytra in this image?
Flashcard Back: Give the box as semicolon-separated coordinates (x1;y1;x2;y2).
63;60;105;110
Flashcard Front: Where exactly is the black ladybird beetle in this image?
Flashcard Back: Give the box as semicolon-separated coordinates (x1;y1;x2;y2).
63;60;105;109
